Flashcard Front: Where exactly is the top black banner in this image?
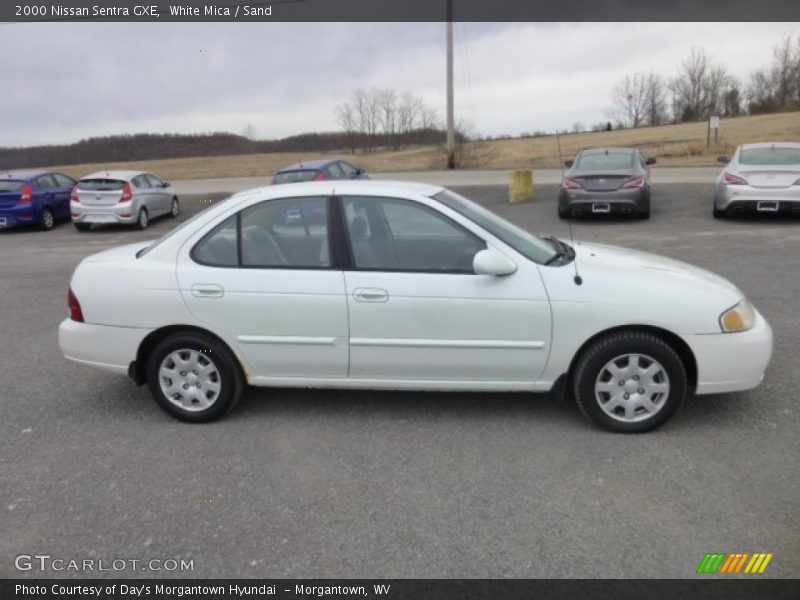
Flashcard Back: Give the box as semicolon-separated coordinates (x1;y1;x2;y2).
3;0;800;22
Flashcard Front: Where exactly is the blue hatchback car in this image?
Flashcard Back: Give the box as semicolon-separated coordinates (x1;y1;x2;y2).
271;159;369;184
0;170;77;231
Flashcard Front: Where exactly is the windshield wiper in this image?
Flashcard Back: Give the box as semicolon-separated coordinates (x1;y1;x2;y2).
544;236;574;265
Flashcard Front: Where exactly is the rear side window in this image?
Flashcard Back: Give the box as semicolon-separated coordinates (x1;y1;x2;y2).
576;153;634;170
0;180;25;192
77;179;126;191
191;216;239;267
739;147;800;165
53;174;76;187
273;170;318;184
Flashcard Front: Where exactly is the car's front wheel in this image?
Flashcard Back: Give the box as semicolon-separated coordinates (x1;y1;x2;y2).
169;197;180;218
146;332;244;422
713;205;726;219
572;331;686;433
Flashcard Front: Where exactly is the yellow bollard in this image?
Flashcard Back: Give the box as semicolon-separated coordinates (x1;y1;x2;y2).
508;170;534;204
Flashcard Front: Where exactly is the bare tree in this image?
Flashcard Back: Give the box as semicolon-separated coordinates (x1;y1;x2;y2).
747;34;800;114
670;48;735;122
571;121;585;133
397;92;423;134
419;105;440;130
335;102;358;155
240;123;257;140
610;72;649;128
644;72;668;126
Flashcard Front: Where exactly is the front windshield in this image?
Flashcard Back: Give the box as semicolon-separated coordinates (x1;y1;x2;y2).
432;189;557;264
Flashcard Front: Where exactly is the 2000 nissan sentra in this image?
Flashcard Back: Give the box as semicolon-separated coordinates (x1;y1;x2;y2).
58;181;773;432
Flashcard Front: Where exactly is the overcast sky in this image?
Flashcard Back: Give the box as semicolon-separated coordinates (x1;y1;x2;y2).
0;22;797;147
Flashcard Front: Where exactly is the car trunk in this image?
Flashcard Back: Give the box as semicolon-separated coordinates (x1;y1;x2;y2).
75;179;126;206
0;180;25;208
572;171;633;191
739;166;800;189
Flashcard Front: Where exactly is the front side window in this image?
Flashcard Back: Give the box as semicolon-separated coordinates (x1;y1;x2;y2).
190;197;330;269
146;174;164;187
53;173;76;188
326;163;345;179
339;162;357;178
342;196;485;273
36;175;57;189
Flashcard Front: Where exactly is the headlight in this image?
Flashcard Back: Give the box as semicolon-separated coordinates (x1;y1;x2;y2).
719;299;756;333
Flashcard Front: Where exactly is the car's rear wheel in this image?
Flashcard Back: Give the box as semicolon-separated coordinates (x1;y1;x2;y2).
39;208;55;231
146;332;243;422
74;222;91;232
170;197;180;218
558;206;570;219
572;331;686;433
136;208;149;230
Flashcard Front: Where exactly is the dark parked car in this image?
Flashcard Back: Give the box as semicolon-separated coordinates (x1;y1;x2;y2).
0;170;77;231
271;159;369;184
558;148;655;219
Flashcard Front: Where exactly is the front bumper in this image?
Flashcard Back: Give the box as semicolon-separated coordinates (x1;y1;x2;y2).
59;318;152;375
715;185;800;213
559;188;646;215
71;202;138;224
682;310;773;395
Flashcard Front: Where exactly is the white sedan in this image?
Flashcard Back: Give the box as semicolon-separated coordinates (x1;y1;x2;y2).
59;181;773;432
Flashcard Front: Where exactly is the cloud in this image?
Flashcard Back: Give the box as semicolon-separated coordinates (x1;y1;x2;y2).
0;22;796;146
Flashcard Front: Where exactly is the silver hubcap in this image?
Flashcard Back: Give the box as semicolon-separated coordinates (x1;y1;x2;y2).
595;353;670;423
171;200;179;215
139;211;147;227
158;349;221;412
43;211;53;228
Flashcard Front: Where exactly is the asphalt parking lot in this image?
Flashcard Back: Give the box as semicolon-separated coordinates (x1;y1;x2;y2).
1;183;798;579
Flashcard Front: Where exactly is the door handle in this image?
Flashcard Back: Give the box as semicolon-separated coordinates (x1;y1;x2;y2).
353;288;389;303
191;283;224;298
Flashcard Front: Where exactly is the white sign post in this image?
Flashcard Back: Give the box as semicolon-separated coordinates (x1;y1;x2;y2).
708;116;720;147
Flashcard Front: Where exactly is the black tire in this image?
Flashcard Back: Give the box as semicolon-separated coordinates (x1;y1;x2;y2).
136;208;149;230
145;332;244;423
713;205;726;219
39;208;55;231
637;190;651;219
558;206;570;219
169;196;180;218
74;222;91;232
572;331;687;433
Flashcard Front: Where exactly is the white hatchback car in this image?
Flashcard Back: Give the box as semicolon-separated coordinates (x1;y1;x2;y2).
59;181;773;432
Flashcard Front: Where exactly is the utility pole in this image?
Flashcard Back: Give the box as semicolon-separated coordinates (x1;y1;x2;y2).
445;0;455;169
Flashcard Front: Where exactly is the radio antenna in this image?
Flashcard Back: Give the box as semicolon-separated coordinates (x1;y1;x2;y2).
555;129;582;286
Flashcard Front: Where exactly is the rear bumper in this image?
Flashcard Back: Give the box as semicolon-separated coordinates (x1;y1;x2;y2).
682;310;773;395
559;188;646;215
71;202;138;224
59;318;152;375
0;204;36;227
715;185;800;211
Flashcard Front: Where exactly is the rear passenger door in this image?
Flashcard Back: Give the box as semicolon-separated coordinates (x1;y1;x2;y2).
175;195;349;382
52;173;76;217
145;173;170;215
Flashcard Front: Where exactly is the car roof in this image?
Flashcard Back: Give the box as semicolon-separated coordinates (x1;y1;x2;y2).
81;170;147;181
2;169;55;181
580;147;636;155
238;179;442;199
740;142;800;150
277;159;339;172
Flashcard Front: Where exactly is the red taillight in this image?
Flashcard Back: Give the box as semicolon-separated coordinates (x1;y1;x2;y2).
621;176;646;189
70;186;80;203
68;288;84;322
723;172;748;186
118;183;133;203
562;178;582;189
19;184;33;204
314;171;327;181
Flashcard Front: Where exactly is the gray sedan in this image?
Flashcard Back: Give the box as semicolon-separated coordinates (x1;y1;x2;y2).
713;142;800;218
558;147;655;219
71;170;179;231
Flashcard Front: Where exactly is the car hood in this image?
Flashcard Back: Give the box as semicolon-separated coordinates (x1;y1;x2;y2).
81;241;155;263
539;240;743;334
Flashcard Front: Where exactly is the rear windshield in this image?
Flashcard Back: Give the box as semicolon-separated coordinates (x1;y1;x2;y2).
77;178;126;191
576;153;634;170
0;180;25;192
739;147;800;166
274;170;318;184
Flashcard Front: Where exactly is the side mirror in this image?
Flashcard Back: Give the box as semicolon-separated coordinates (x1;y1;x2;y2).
564;160;573;168
473;248;517;276
162;181;170;187
645;157;656;165
717;156;729;164
354;168;364;176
